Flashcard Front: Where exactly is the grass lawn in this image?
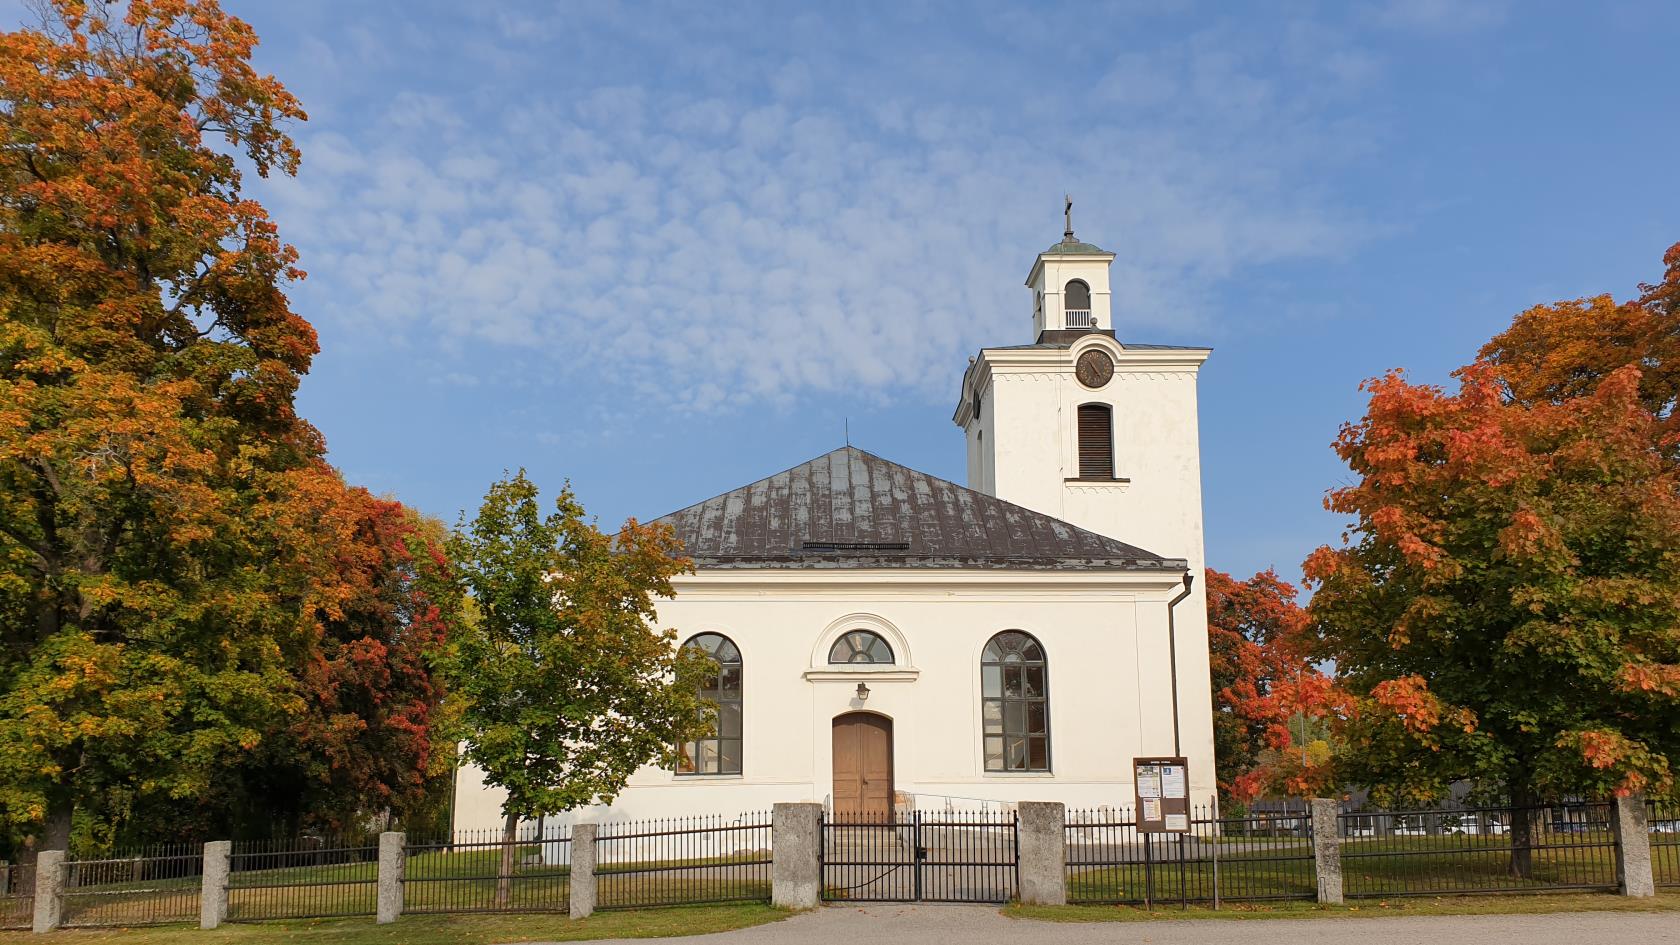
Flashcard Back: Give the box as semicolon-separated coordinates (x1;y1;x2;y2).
1066;832;1632;903
24;847;772;926
1008;889;1680;922
0;902;787;944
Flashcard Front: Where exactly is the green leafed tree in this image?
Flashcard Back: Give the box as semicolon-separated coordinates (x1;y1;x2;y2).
446;471;712;903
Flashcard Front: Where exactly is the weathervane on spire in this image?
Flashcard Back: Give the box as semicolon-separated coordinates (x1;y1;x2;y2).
1063;193;1075;242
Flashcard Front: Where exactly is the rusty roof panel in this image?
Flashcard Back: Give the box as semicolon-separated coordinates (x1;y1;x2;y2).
649;447;1182;571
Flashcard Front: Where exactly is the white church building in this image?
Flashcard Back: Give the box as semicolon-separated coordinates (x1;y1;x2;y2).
452;218;1216;830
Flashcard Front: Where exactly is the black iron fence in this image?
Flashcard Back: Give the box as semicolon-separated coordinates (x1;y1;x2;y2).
404;825;571;914
227;834;380;921
596;813;771;909
1652;799;1679;888
820;809;1018;903
1065;806;1315;906
1337;802;1618;897
60;842;202;928
1;861;33;930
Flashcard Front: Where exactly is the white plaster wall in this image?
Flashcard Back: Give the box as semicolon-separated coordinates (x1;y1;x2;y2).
957;332;1217;828
451;570;1211;832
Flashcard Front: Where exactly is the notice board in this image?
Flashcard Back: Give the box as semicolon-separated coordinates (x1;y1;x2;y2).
1133;756;1190;834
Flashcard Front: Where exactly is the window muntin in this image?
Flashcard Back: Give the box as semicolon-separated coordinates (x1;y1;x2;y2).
981;630;1050;772
678;632;742;775
1077;403;1114;479
828;630;895;665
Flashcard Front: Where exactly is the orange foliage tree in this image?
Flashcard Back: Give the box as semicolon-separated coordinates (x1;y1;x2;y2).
1305;355;1680;816
1206;568;1342;805
1481;241;1680;442
0;1;456;852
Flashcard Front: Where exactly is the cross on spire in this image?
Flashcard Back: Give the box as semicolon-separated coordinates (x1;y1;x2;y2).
1063;194;1074;242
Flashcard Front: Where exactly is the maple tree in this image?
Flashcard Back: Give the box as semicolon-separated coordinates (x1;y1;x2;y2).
1304;358;1680;872
1205;568;1341;805
1481;241;1680;440
0;0;456;857
233;487;461;835
446;472;712;904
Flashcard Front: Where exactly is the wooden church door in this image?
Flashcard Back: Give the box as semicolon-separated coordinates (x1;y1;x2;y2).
831;712;894;818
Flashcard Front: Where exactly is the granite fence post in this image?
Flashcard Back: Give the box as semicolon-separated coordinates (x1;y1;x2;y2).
1611;795;1655;898
1309;798;1343;905
771;803;822;909
569;823;598;919
1016;801;1067;906
199;840;232;929
31;850;65;933
0;859;8;897
376;831;406;924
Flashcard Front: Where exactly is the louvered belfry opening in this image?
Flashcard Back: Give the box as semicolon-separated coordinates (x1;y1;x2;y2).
1077;403;1114;479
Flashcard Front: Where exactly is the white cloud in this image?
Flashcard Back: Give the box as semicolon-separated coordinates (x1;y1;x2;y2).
259;3;1381;412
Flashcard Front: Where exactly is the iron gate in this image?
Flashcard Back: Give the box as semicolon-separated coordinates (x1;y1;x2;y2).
820;810;1018;902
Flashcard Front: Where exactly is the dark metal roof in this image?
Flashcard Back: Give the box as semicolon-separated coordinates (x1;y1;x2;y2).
989;329;1210;352
650;447;1181;571
1042;238;1112;255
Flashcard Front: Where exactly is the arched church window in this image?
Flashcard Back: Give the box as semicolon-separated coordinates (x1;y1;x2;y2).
678;632;742;775
1064;280;1092;327
1077;403;1114;479
981;630;1050;771
829;630;894;664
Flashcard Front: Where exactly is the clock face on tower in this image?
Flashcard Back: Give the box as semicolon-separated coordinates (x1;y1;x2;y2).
1075;349;1114;389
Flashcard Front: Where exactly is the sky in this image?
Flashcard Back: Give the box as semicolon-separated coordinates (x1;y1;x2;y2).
22;0;1678;587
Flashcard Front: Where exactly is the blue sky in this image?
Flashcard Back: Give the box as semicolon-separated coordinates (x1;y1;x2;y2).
33;0;1680;586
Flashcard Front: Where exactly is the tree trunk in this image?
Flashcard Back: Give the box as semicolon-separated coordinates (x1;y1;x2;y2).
18;795;74;896
1508;783;1536;880
495;811;517;909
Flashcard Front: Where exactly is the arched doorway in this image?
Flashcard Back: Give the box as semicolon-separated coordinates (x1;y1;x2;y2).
831;712;893;817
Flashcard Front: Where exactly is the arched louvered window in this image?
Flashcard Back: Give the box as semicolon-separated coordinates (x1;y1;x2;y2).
1065;280;1091;309
678;632;742;775
981;631;1050;771
1077;403;1114;479
829;630;895;664
1064;280;1092;327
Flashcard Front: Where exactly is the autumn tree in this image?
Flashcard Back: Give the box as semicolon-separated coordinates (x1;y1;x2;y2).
231;489;462;836
0;0;456;856
1481;241;1680;438
1206;568;1340;805
446;472;712;904
1305;363;1680;873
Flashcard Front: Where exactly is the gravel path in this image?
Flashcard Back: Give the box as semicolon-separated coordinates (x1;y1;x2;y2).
550;903;1680;945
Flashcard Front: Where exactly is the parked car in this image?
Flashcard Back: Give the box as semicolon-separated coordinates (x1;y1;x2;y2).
1650;819;1680;834
1445;814;1508;836
1390;816;1430;836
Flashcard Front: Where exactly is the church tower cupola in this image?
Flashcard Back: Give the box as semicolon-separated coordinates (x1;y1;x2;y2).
1027;196;1116;341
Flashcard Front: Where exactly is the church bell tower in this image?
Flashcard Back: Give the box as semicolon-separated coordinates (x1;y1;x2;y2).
1028;196;1118;339
953;202;1211;580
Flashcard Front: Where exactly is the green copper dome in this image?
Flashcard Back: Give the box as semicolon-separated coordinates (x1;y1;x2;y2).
1042;237;1111;255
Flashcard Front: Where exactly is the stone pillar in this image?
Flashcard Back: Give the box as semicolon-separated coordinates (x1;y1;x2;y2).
32;850;66;933
0;859;9;897
771;803;822;909
1310;798;1343;905
376;831;405;924
569;823;598;919
1611;795;1656;898
1016;801;1067;906
199;840;232;929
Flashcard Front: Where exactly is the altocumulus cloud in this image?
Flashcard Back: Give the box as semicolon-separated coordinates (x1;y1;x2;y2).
254;1;1395;412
